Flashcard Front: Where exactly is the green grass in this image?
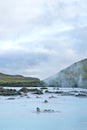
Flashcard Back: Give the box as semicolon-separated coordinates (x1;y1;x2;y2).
0;74;45;87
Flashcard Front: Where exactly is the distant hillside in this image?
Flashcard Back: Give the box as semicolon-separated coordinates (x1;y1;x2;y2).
44;59;87;88
0;73;44;87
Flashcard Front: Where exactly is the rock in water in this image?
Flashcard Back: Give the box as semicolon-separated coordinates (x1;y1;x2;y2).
36;107;40;112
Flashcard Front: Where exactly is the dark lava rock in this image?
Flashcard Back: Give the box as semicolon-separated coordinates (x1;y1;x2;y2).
55;91;64;94
7;97;15;100
19;87;43;95
43;100;48;103
0;87;21;96
49;95;56;99
75;93;87;97
32;89;43;95
19;87;29;93
36;107;41;112
40;87;48;90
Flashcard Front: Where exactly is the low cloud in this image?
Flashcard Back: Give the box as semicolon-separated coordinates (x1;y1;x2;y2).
0;0;87;79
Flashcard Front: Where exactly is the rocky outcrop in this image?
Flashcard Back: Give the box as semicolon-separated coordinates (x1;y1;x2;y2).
0;87;21;96
0;87;43;96
44;59;87;88
19;87;43;95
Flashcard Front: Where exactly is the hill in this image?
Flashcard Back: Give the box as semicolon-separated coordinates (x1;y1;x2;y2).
0;73;44;87
44;59;87;88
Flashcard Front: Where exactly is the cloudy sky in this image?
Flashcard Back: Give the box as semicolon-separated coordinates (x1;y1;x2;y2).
0;0;87;79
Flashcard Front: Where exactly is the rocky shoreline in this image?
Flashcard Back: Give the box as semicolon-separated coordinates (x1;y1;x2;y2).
0;87;87;98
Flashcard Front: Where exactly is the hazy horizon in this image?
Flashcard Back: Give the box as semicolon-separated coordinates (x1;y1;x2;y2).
0;0;87;79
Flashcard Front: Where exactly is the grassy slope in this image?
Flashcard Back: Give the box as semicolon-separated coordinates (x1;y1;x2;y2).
0;73;44;87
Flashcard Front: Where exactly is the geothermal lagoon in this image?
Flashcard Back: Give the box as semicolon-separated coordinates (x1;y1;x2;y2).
0;87;87;130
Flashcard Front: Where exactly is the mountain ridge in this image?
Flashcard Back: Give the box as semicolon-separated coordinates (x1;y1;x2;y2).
0;72;39;80
44;58;87;88
0;72;44;87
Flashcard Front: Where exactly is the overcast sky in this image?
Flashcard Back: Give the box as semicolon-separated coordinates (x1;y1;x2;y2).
0;0;87;79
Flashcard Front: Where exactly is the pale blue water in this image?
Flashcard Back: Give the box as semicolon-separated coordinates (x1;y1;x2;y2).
0;88;87;130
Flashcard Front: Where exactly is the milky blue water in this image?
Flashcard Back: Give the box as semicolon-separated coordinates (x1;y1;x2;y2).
0;88;87;130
